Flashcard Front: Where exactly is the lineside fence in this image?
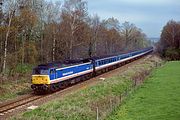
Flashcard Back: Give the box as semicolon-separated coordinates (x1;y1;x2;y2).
94;62;163;120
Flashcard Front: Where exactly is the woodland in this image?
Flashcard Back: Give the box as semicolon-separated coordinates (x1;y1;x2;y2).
0;0;151;74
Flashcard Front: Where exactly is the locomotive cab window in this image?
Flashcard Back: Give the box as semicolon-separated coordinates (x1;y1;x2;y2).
40;69;49;75
33;68;49;75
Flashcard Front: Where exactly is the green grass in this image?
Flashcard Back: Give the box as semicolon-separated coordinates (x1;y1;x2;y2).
13;76;132;120
0;64;33;102
108;61;180;120
12;55;162;120
0;78;32;102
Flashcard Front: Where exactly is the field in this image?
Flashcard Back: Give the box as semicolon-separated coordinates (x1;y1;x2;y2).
108;61;180;120
12;55;162;120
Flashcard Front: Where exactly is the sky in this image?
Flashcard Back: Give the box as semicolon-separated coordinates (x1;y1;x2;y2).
50;0;180;38
87;0;180;38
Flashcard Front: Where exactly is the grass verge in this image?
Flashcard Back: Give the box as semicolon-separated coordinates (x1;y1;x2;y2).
0;78;32;102
107;61;180;120
0;64;33;102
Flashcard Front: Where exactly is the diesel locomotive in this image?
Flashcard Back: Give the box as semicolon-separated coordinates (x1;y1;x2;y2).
31;47;153;93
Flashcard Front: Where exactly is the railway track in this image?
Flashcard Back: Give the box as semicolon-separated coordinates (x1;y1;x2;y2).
0;94;44;116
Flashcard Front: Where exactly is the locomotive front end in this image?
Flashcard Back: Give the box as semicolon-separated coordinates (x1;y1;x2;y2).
31;67;51;93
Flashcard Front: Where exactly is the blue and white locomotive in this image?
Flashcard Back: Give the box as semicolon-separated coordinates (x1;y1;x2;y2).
31;47;153;93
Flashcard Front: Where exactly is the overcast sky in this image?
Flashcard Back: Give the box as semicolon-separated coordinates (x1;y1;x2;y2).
50;0;180;38
88;0;180;38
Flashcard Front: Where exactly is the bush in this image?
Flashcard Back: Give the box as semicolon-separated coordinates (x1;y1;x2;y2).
165;48;180;60
15;64;33;74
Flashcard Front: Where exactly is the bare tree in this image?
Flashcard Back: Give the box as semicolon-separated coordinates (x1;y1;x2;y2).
87;14;100;57
158;20;180;60
62;0;88;59
161;20;180;48
121;21;148;50
2;0;17;73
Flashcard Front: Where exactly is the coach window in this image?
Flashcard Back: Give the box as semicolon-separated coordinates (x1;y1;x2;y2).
106;59;108;63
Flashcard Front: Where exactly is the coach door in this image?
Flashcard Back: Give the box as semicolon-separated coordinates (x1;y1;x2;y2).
50;69;56;80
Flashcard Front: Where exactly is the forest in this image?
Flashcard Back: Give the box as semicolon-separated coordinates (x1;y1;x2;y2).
0;0;150;75
158;20;180;60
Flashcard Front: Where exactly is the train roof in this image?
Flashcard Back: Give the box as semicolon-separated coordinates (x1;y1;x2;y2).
35;58;91;69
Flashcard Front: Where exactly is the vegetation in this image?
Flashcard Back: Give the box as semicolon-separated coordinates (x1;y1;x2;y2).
12;55;162;120
0;78;31;102
108;61;180;120
157;20;180;60
0;64;32;102
0;0;150;75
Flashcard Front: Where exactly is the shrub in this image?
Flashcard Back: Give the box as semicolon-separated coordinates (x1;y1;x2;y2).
165;48;180;60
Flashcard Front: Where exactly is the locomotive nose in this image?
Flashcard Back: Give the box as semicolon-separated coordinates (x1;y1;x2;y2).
32;75;50;84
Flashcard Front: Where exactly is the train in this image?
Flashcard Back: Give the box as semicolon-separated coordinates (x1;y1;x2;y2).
31;47;153;93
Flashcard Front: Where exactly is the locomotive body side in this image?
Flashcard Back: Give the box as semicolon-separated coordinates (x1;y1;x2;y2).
50;62;93;84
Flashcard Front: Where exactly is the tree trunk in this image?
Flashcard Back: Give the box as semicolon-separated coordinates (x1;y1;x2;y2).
88;40;92;57
22;33;25;65
2;11;13;73
94;31;97;56
69;38;73;59
52;31;56;61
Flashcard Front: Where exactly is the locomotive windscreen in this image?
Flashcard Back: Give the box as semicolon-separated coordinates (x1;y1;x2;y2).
33;68;49;75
